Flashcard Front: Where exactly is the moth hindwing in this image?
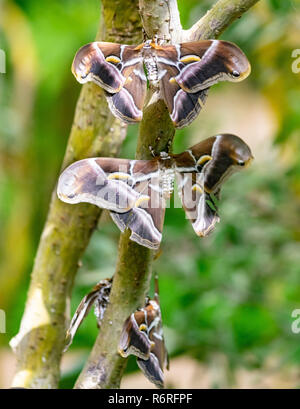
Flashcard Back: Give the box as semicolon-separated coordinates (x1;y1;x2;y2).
57;134;253;249
72;40;250;128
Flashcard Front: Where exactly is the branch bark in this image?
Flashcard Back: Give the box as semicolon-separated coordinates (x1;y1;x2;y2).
74;0;260;389
74;0;179;389
10;0;142;389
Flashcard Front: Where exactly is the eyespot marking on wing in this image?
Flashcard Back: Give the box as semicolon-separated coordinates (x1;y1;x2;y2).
192;184;203;194
197;155;212;166
107;173;131;180
180;55;201;64
105;55;121;64
134;196;150;208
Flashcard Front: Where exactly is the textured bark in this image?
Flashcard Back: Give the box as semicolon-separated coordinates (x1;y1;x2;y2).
74;0;260;389
10;0;142;389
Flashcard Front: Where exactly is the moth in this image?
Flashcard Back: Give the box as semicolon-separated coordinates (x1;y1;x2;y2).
57;134;253;250
64;278;112;351
118;276;169;388
72;39;251;128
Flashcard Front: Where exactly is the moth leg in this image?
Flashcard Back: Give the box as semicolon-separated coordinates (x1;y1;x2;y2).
149;145;157;157
165;138;172;154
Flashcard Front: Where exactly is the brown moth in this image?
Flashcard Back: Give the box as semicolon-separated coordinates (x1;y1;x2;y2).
118;275;169;388
57;134;253;250
72;39;250;128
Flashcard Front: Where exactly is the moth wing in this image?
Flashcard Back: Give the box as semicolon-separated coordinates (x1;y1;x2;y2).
159;62;209;129
137;354;164;389
175;40;251;93
175;134;252;236
64;279;112;352
191;188;220;237
151;277;169;371
72;42;147;123
118;312;153;360
105;45;147;123
155;46;208;129
57;157;146;213
72;42;126;92
57;157;163;249
105;73;146;124
110;163;165;250
176;166;220;237
136;300;167;388
110;208;164;250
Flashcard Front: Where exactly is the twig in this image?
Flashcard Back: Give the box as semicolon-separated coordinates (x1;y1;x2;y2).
183;0;260;41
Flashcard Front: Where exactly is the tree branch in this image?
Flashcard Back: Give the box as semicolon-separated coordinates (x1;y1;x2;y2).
10;0;142;389
74;0;179;389
183;0;260;41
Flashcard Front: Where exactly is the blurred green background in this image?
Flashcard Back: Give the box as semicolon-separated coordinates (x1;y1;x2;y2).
1;0;300;388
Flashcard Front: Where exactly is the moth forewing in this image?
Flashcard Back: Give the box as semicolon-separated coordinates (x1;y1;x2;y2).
57;158;152;213
175;40;251;93
72;42;126;92
118;312;154;360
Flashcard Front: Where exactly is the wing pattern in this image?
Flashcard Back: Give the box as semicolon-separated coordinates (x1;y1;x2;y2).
72;40;250;127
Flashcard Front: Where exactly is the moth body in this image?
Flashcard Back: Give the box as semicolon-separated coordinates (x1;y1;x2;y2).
143;53;159;86
160;168;175;198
